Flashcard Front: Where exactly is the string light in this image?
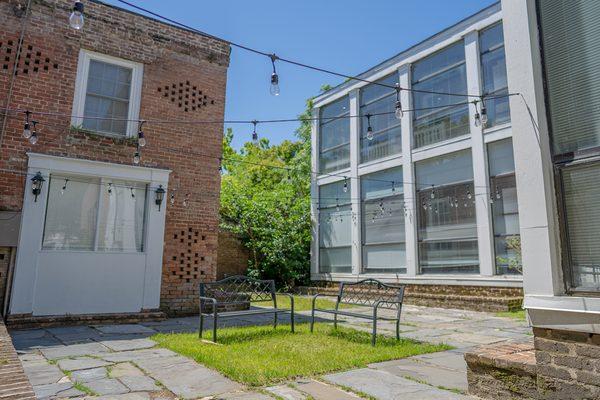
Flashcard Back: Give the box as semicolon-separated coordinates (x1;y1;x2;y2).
170;190;175;205
61;178;69;195
218;157;223;174
22;111;32;139
269;54;280;96
69;1;85;30
495;187;502;199
480;100;488;126
473;100;482;127
183;193;190;207
130;187;136;198
394;84;403;120
343;177;348;193
133;147;141;165
430;186;435;199
107;183;113;195
29;121;38;144
137;121;146;147
467;189;472;200
365;114;374;141
251;120;259;145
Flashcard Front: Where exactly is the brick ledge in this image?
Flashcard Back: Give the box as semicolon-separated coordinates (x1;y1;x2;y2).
5;310;166;329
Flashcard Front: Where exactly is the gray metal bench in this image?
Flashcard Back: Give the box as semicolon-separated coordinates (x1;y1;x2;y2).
199;275;294;342
310;279;405;345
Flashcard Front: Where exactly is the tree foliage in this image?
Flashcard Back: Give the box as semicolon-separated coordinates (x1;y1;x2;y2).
219;97;315;287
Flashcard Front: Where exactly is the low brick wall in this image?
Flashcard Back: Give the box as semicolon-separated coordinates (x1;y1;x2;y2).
0;319;35;400
5;310;166;330
466;342;538;399
297;283;523;312
466;328;600;399
216;230;249;279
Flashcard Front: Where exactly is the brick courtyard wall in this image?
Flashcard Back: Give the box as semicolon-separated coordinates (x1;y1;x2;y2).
0;319;35;399
0;0;230;316
216;229;249;279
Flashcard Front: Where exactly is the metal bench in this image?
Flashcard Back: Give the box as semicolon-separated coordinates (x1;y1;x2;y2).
310;279;405;346
199;275;294;342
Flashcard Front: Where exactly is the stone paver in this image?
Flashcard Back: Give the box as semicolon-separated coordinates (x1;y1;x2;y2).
9;302;529;400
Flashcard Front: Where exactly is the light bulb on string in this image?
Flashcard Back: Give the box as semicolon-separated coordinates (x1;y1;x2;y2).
107;183;113;195
343;178;348;193
391;181;396;194
69;1;84;30
480;100;488;126
29;121;38;144
495;187;502;199
23;111;32;139
335;198;340;212
467;189;472;200
251;120;259;145
394;84;403;120
170;191;175;205
183;193;190;207
430;186;436;199
137;121;146;147
269;54;280;96
489;193;494;204
61;179;69;195
366;114;374;141
133;149;141;164
130;188;135;198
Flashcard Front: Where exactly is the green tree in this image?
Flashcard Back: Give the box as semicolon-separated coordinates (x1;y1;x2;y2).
219;96;315;287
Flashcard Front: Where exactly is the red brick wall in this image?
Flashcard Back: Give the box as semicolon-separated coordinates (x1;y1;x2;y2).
216;229;249;279
0;0;230;315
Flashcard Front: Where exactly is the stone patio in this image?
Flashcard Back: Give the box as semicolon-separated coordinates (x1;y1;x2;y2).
8;302;531;399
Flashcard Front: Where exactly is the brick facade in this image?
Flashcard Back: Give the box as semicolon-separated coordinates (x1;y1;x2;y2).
0;247;10;313
466;329;600;399
216;229;249;279
0;0;229;315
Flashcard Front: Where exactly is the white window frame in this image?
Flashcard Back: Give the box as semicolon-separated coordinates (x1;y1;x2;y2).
71;49;144;138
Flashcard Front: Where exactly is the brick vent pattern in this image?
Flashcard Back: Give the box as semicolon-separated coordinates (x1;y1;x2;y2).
0;319;35;400
0;0;230;316
297;284;523;312
1;39;59;75
465;328;600;399
157;80;216;112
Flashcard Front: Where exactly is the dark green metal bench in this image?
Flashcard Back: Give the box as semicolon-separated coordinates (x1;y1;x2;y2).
310;278;405;345
199;275;294;342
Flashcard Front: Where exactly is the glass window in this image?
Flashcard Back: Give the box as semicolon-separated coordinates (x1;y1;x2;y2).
83;60;132;136
42;175;147;252
480;23;510;128
561;163;600;291
488;139;520;274
539;0;600;156
412;41;470;148
361;167;406;273
319;96;350;173
319;180;352;273
359;74;402;163
415;150;479;274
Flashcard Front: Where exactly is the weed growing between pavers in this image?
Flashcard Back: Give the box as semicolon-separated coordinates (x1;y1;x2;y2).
494;310;526;321
152;323;450;386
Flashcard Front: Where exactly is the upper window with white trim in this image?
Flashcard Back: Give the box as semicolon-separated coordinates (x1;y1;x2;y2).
72;50;143;137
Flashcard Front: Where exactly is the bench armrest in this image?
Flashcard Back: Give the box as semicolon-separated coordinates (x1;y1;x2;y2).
199;296;218;314
279;293;295;313
311;293;339;311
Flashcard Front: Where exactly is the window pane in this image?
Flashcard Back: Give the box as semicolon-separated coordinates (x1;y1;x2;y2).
562;163;600;291
539;0;600;155
319;180;352;273
359;73;402;163
416;150;478;274
42;176;100;250
97;181;147;252
412;41;466;82
480;24;510;128
84;60;132;136
413;106;470;148
320;96;350;173
488;138;515;176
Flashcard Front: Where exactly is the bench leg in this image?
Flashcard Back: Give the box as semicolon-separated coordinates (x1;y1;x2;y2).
213;312;218;343
290;311;295;333
333;313;338;330
372;319;377;346
396;318;400;341
310;308;315;333
273;312;278;329
199;313;204;338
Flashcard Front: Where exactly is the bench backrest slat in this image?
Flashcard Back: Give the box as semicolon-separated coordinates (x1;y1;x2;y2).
200;275;276;305
338;279;404;310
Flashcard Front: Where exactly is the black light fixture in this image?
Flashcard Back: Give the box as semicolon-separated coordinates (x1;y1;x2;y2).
69;1;84;30
155;185;165;211
251;120;259;145
23;111;32;139
366;114;374;141
31;172;45;202
394;83;403;120
137;120;146;147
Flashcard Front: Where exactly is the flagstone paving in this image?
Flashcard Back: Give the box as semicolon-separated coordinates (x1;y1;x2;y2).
9;302;530;399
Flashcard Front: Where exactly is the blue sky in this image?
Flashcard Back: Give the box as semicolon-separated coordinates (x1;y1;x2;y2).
104;0;496;149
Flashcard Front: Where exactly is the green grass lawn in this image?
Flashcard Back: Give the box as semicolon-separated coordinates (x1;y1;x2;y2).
152;323;451;386
252;294;355;312
495;309;526;321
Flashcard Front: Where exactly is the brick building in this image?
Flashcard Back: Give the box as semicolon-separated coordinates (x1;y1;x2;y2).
0;0;230;321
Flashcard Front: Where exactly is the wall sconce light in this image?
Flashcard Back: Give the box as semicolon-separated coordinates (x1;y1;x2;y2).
155;185;165;211
31;172;45;202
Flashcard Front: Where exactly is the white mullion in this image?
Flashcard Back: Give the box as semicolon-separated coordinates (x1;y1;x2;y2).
465;30;495;277
349;89;361;276
94;177;105;251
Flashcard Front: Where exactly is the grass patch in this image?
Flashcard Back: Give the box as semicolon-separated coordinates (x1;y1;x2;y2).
495;309;526;321
72;382;97;396
252;295;355;312
152;323;450;386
